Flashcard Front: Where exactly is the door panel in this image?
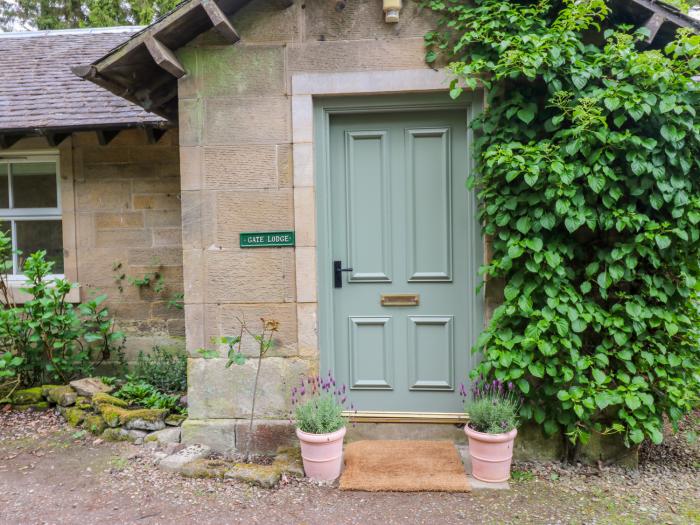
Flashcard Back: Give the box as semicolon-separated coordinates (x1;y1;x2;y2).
348;316;393;389
407;315;454;391
326;108;479;413
344;131;392;282
406;128;452;282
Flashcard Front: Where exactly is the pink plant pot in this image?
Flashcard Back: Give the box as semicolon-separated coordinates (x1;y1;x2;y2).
464;425;517;483
296;426;346;481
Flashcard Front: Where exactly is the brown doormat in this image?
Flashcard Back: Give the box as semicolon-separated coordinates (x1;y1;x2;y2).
339;440;471;492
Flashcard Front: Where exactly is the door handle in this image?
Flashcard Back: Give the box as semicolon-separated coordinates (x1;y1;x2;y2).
334;260;353;288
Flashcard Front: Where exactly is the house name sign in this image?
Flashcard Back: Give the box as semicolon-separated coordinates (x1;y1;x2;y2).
240;231;295;248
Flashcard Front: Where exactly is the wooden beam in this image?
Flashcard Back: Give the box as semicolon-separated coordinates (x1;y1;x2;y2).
145;127;168;144
0;134;23;149
144;36;186;78
643;12;666;44
96;130;120;146
201;0;240;44
45;132;70;147
272;0;294;8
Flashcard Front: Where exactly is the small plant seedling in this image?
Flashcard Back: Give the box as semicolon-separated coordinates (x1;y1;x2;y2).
511;469;535;482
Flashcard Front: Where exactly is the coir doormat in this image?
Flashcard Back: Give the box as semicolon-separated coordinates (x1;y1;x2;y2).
339;440;471;492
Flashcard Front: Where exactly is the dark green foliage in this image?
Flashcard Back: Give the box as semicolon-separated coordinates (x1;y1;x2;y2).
114;379;184;414
425;0;700;447
0;0;179;31
0;231;124;385
133;346;187;394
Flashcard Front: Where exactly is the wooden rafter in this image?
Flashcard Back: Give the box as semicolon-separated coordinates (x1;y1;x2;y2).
0;134;23;149
45;132;70;147
643;12;666;44
201;0;240;44
145;127;168;144
96;129;120;146
144;36;187;78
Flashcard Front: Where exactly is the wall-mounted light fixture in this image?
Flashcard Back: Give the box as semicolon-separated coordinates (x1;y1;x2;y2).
383;0;402;23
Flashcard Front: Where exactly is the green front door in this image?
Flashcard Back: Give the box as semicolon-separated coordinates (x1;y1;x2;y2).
322;104;482;413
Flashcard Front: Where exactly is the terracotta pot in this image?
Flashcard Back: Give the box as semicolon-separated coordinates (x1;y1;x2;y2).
296;426;346;481
464;425;517;482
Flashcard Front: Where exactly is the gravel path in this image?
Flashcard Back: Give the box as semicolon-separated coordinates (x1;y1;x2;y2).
0;409;698;525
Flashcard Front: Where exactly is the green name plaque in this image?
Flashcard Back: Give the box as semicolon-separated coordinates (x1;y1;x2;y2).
240;231;295;248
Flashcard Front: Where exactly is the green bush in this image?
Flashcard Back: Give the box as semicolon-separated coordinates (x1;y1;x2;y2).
133;346;187;394
0;232;124;385
425;0;700;448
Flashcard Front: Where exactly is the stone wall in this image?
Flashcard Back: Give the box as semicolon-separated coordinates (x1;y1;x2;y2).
6;129;185;364
177;0;439;452
72;129;184;362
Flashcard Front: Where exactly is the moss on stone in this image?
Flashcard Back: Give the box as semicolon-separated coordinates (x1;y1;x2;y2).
14;401;50;412
165;414;186;426
64;407;87;427
74;396;93;410
92;392;128;408
98;404;167;428
84;414;106;435
41;384;63;398
101;428;132;442
224;463;282;488
46;385;77;407
11;387;43;405
179;458;232;479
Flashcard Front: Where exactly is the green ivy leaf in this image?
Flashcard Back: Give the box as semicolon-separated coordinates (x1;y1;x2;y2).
517;378;530;394
604;97;620;111
629;428;644;444
517;103;537;124
592;368;606;384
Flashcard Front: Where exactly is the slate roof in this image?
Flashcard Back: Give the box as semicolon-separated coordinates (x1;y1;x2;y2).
0;27;167;133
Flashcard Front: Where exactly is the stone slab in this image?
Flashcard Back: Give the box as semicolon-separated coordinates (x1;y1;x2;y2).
187;357;310;419
234;420;297;455
181;418;236;456
145;427;181;445
158;444;212;473
346;423;467;443
69;377;113;398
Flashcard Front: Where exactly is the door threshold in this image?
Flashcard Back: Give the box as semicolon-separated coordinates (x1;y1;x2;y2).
344;410;468;424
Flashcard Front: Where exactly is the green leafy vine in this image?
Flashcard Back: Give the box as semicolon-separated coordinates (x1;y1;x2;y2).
424;0;700;449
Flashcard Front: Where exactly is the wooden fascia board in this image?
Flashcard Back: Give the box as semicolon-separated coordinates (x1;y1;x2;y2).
144;35;187;78
90;0;203;74
201;0;240;44
631;0;700;33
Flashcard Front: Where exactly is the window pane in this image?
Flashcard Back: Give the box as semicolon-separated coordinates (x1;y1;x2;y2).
0;164;8;208
16;220;63;274
0;220;11;274
11;162;57;208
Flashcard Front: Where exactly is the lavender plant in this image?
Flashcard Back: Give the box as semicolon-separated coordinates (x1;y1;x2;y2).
291;371;353;434
461;378;521;434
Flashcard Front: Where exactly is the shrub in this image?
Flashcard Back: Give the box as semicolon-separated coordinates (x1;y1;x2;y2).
133;346;187;394
0;234;124;385
292;373;349;434
462;379;520;434
113;379;184;414
424;0;700;448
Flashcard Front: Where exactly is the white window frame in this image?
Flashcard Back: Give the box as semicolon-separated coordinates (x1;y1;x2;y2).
0;153;63;281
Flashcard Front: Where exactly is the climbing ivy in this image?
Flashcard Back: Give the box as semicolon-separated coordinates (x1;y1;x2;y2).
424;0;700;448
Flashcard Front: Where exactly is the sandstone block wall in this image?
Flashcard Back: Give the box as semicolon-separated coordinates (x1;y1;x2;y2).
4;130;185;364
72;129;185;361
177;0;438;425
